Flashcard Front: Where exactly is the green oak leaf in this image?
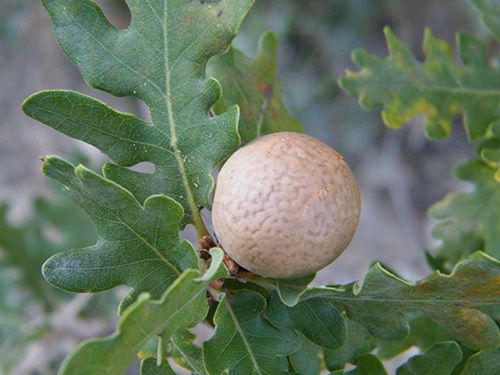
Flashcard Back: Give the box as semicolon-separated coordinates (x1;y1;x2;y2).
58;247;227;375
331;354;387;375
324;319;375;371
429;160;500;268
209;31;303;144
140;358;175;375
265;292;346;350
23;0;254;229
256;252;500;351
202;290;299;375
170;329;206;375
396;341;462;375
376;315;453;360
331;252;500;350
472;0;500;40
339;27;500;141
288;334;321;375
40;156;199;313
461;349;500;375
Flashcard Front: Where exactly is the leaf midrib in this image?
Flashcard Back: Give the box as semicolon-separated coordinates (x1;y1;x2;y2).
163;0;203;228
171;336;206;375
226;300;263;375
79;189;182;276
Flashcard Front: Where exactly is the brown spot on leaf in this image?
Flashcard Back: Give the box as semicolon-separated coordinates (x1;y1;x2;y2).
418;282;432;292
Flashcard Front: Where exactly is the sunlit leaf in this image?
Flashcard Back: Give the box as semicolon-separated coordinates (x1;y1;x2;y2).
339;27;500;141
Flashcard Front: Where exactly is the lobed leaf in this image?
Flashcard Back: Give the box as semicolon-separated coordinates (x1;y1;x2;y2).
429;160;500;268
23;0;254;228
396;341;462;375
58;248;227;375
209;32;303;144
334;252;500;350
202;290;299;375
259;252;500;351
41;156;199;313
339;27;500;141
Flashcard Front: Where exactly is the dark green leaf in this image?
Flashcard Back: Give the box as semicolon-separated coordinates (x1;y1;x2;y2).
202;290;299;375
429;161;500;267
23;0;254;228
472;0;500;40
41;156;198;312
339;27;500;141
396;341;462;375
209;31;303;144
461;349;500;375
288;334;321;375
331;354;387;375
265;292;346;350
58;248;227;375
140;358;175;375
324;319;375;371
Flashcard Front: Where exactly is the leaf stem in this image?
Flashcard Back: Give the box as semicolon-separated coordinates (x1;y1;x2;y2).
192;210;209;239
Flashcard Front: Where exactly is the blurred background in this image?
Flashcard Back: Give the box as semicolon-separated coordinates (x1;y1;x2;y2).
0;0;492;373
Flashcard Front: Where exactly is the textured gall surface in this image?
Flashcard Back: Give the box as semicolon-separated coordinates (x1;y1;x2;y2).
213;132;361;278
